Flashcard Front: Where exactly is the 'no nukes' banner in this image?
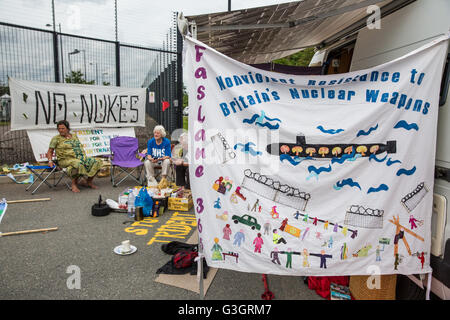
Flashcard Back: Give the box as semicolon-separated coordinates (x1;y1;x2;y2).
185;35;449;276
9;78;146;130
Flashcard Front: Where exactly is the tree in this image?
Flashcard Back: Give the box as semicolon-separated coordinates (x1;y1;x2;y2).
273;47;316;67
0;86;9;96
64;71;95;85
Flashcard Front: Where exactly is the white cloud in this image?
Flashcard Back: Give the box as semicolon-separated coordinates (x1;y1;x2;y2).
0;0;301;47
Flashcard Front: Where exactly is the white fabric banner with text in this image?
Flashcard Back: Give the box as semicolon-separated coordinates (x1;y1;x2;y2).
185;35;449;276
9;78;146;130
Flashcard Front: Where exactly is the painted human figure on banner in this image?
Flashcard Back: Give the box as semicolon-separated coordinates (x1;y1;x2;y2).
233;229;245;247
253;233;264;253
211;237;223;261
223;224;232;240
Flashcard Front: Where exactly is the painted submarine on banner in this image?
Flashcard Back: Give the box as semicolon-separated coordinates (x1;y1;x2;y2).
266;134;396;159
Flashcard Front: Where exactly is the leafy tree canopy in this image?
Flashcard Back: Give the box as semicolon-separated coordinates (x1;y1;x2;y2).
273;47;315;67
64;70;95;85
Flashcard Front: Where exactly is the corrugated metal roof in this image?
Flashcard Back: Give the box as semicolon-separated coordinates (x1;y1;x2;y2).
186;0;395;64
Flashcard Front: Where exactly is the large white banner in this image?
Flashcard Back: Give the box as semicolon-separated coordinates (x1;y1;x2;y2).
27;127;135;161
9;78;146;130
185;35;449;276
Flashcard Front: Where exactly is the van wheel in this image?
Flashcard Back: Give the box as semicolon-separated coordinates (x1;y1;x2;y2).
234;220;238;224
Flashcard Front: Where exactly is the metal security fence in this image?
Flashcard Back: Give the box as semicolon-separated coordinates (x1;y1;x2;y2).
0;13;183;164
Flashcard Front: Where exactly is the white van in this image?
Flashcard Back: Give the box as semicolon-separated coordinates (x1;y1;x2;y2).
309;0;450;299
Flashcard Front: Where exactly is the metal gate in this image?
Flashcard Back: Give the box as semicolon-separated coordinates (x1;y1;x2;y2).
0;13;182;164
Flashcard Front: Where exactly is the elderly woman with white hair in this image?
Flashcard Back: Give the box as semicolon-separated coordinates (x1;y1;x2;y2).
143;125;172;186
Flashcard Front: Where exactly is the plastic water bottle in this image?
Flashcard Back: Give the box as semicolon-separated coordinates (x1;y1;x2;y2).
127;189;135;218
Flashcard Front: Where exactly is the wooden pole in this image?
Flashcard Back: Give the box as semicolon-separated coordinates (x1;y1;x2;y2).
0;227;58;237
7;198;51;204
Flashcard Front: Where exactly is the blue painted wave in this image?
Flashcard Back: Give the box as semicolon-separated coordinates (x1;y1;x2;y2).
280;154;313;166
234;142;262;156
317;125;344;135
331;149;361;164
243;114;259;124
306;171;319;181
367;184;389;193
356;124;378;137
308;164;332;175
264;115;281;122
335;178;361;190
369;154;387;163
386;158;401;166
394;120;419;131
255;121;280;130
243;111;281;130
396;166;416;176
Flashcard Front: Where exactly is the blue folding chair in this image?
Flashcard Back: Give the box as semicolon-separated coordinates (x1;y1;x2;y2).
26;164;71;195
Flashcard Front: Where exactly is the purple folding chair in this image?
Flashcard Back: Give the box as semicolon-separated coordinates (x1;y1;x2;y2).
109;136;144;187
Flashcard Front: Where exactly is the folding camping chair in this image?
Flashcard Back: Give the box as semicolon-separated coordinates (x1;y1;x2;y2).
109;136;145;187
25;163;71;195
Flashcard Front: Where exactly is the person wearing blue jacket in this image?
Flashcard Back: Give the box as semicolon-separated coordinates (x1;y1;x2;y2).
143;125;171;186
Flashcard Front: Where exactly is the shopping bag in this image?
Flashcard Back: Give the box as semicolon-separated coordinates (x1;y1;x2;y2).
135;188;154;217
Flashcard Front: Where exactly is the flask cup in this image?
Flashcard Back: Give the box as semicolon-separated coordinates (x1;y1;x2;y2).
135;206;144;221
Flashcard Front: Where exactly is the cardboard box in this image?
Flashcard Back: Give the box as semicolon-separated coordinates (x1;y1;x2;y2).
168;196;193;211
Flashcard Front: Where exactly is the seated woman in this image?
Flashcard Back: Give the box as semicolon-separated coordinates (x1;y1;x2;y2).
47;120;102;193
172;132;190;190
143;125;172;186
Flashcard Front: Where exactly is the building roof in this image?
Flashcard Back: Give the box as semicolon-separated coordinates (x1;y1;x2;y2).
186;0;406;64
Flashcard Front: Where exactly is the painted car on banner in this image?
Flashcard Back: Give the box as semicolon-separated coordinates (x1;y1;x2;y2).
231;214;261;231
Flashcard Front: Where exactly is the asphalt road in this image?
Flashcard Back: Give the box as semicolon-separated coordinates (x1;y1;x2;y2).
0;174;323;301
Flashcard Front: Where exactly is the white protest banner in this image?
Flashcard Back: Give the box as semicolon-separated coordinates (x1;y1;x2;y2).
27;127;135;161
185;35;449;276
9;78;146;130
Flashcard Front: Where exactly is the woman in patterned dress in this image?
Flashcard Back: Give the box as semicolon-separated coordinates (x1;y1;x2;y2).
46;120;102;193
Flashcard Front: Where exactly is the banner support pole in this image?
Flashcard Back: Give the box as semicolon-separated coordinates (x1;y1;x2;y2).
425;270;432;300
197;235;205;300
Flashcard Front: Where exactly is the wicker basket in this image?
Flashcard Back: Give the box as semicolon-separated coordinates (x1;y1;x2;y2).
349;274;397;300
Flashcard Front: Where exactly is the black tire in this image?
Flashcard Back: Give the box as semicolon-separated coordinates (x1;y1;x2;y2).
233;220;238;224
92;204;111;217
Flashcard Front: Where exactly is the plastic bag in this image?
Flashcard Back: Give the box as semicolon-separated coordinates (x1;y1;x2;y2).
105;199;120;209
134;187;153;217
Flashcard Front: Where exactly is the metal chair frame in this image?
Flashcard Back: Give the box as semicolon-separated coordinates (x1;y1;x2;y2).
26;164;71;195
110;163;144;187
109;136;145;188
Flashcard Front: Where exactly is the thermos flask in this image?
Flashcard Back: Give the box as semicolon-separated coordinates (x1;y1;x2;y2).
135;206;144;221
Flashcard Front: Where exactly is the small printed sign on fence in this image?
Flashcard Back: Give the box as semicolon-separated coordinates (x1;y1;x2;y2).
27;127;135;161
